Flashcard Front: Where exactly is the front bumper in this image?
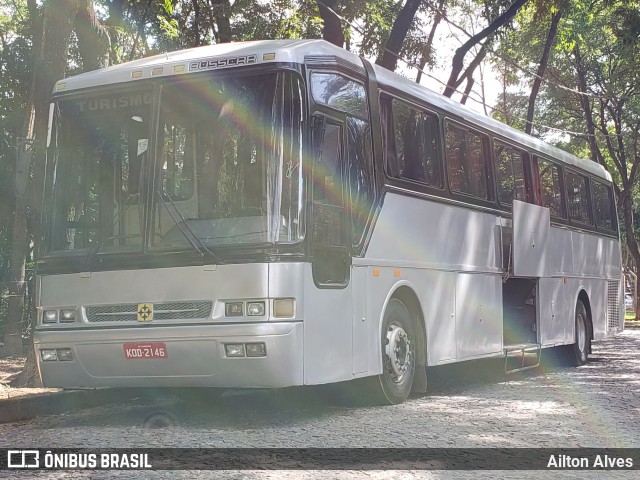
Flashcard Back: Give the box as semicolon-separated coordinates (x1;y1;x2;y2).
34;322;303;388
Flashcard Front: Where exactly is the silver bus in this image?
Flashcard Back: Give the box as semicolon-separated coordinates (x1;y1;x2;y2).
35;40;624;404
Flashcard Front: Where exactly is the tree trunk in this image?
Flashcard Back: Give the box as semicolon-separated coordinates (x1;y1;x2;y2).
192;0;201;46
377;0;422;72
209;0;232;43
106;0;125;63
317;0;344;47
573;45;605;166
525;9;562;135
619;189;640;277
11;343;42;387
3;199;27;357
443;0;529;97
3;0;43;358
451;46;487;98
460;76;475;105
416;0;445;83
6;0;108;379
75;0;110;70
30;0;77;239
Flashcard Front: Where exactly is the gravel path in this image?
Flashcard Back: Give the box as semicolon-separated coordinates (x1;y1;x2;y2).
2;329;639;479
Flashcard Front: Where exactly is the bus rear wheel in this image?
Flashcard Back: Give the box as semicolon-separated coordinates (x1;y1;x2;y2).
566;299;590;366
369;298;416;405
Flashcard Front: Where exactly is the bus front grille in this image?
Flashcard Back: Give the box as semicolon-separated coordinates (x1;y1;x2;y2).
85;301;213;323
607;281;620;331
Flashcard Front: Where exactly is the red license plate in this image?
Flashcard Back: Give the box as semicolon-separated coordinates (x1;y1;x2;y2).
123;342;168;360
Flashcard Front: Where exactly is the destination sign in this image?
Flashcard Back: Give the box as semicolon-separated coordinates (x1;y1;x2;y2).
75;93;152;112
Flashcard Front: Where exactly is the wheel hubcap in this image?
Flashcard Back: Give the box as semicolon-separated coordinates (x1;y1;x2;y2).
385;323;412;382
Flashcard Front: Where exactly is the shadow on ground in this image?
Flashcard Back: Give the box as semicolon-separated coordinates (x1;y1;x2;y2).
29;345;585;431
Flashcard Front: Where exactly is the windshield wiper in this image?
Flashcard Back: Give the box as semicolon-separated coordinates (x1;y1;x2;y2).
155;187;224;264
83;186;224;267
83;233;109;269
83;205;134;268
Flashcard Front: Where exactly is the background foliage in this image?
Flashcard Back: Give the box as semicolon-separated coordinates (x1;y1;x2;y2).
2;0;640;358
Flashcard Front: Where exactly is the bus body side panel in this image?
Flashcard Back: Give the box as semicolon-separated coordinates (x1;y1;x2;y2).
351;265;369;376
301;263;354;385
366;193;499;273
538;277;569;346
352;267;457;373
545;227;574;276
539;224;622;346
567;228;621;340
364;192;503;366
455;273;503;359
570;277;607;341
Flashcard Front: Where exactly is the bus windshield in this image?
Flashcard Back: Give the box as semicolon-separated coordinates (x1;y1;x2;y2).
44;70;304;258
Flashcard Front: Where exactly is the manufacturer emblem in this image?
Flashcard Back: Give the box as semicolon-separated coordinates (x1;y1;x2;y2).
137;303;153;322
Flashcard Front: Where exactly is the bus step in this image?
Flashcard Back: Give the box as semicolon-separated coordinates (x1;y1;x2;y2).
504;343;541;374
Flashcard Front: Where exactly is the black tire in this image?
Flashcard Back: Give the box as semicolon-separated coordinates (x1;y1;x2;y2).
567;299;590;366
367;298;417;405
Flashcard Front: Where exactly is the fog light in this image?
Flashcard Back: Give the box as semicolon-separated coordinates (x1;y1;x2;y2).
60;309;76;323
225;302;243;317
57;348;73;361
225;344;245;357
247;302;265;316
273;298;295;318
43;310;59;323
245;343;266;357
41;349;58;362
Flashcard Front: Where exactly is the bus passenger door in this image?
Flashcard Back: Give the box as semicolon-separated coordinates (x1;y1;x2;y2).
303;115;355;384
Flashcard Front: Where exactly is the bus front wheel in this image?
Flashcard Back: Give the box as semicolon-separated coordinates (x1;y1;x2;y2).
370;298;416;405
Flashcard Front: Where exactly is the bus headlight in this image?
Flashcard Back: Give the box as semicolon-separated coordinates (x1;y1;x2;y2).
225;302;243;317
57;348;74;361
225;344;245;357
60;309;76;323
245;343;266;357
43;310;59;323
247;302;265;316
40;349;58;361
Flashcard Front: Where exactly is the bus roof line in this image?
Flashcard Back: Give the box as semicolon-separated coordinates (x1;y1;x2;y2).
52;39;610;182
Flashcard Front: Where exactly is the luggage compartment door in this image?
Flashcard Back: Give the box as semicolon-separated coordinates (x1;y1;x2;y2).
512;200;550;277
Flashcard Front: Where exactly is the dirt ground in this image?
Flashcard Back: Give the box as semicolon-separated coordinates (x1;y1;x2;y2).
1;330;639;478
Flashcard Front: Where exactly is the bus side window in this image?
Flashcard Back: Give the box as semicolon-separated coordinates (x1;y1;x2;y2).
310;72;367;120
445;123;489;199
592;181;616;232
494;140;526;206
565;170;593;225
536;157;564;218
391;99;442;187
